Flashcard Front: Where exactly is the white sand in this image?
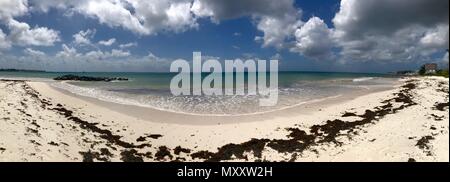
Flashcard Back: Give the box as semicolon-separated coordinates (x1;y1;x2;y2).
0;76;448;162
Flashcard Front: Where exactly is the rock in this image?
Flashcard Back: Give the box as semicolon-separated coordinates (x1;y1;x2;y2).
54;75;128;82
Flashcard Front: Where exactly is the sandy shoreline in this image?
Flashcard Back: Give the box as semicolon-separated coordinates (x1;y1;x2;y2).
0;77;448;162
48;80;397;125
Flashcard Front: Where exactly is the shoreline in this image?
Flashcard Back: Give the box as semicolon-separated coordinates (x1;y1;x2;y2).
41;80;398;125
1;77;448;162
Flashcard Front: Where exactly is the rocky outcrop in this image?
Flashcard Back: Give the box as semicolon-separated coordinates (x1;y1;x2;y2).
54;75;128;82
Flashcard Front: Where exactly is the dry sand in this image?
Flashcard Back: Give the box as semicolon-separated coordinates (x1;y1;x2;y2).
0;76;448;162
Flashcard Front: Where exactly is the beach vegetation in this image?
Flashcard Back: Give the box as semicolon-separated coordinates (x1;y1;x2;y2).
418;65;448;78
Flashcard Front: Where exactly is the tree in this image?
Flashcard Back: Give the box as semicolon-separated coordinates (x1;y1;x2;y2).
419;65;426;75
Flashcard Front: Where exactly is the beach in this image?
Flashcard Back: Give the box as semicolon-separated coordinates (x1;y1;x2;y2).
0;76;448;162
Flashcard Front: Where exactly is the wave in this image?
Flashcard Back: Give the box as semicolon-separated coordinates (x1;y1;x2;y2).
49;81;345;116
352;77;374;82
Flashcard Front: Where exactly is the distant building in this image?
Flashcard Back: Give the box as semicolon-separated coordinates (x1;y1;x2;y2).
423;63;438;74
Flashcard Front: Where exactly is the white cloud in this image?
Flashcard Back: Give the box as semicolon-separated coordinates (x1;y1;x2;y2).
0;29;11;49
291;17;334;60
6;19;60;46
0;0;28;21
165;1;199;32
1;50;172;72
119;42;137;49
420;24;449;49
256;13;302;49
28;0;74;13
28;0;304;48
192;0;302;49
191;0;214;18
128;0;198;34
58;46;129;61
333;0;448;40
98;38;116;46
0;0;60;47
191;0;296;20
74;48;130;60
73;29;96;45
33;0;198;35
56;44;80;58
332;0;449;62
3;0;449;71
78;0;150;35
1;45;170;72
24;47;45;57
27;0;302;49
29;0;200;36
110;49;130;57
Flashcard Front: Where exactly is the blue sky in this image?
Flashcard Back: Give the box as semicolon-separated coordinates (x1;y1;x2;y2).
0;0;448;73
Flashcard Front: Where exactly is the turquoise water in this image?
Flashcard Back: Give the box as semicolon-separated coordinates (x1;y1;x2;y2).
1;71;398;115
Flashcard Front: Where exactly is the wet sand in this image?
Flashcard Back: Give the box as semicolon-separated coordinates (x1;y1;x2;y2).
48;81;397;125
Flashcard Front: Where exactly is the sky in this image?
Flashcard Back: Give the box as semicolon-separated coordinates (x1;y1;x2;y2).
0;0;448;73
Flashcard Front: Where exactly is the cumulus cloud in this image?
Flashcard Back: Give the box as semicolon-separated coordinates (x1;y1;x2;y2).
28;0;304;48
119;42;138;49
334;0;448;40
255;13;302;49
28;0;73;13
84;49;130;60
2;0;449;71
25;0;303;49
30;0;198;35
56;44;80;58
332;0;449;62
192;0;302;49
0;29;11;49
110;49;130;57
78;0;150;35
6;19;60;46
73;29;96;45
291;17;334;60
1;46;170;72
0;53;171;72
0;0;60;47
0;0;28;21
191;0;296;20
420;24;449;49
23;48;46;57
128;0;198;34
98;38;116;46
55;43;129;61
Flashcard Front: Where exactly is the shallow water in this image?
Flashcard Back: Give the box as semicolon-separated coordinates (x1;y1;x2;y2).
1;71;399;115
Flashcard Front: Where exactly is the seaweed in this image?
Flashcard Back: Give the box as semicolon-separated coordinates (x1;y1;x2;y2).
79;150;110;162
188;82;419;161
434;102;449;111
120;149;144;162
51;106;151;149
173;146;191;155
155;146;173;161
147;134;163;139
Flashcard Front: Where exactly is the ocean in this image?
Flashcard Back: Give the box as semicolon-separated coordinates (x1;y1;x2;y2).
1;71;399;115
